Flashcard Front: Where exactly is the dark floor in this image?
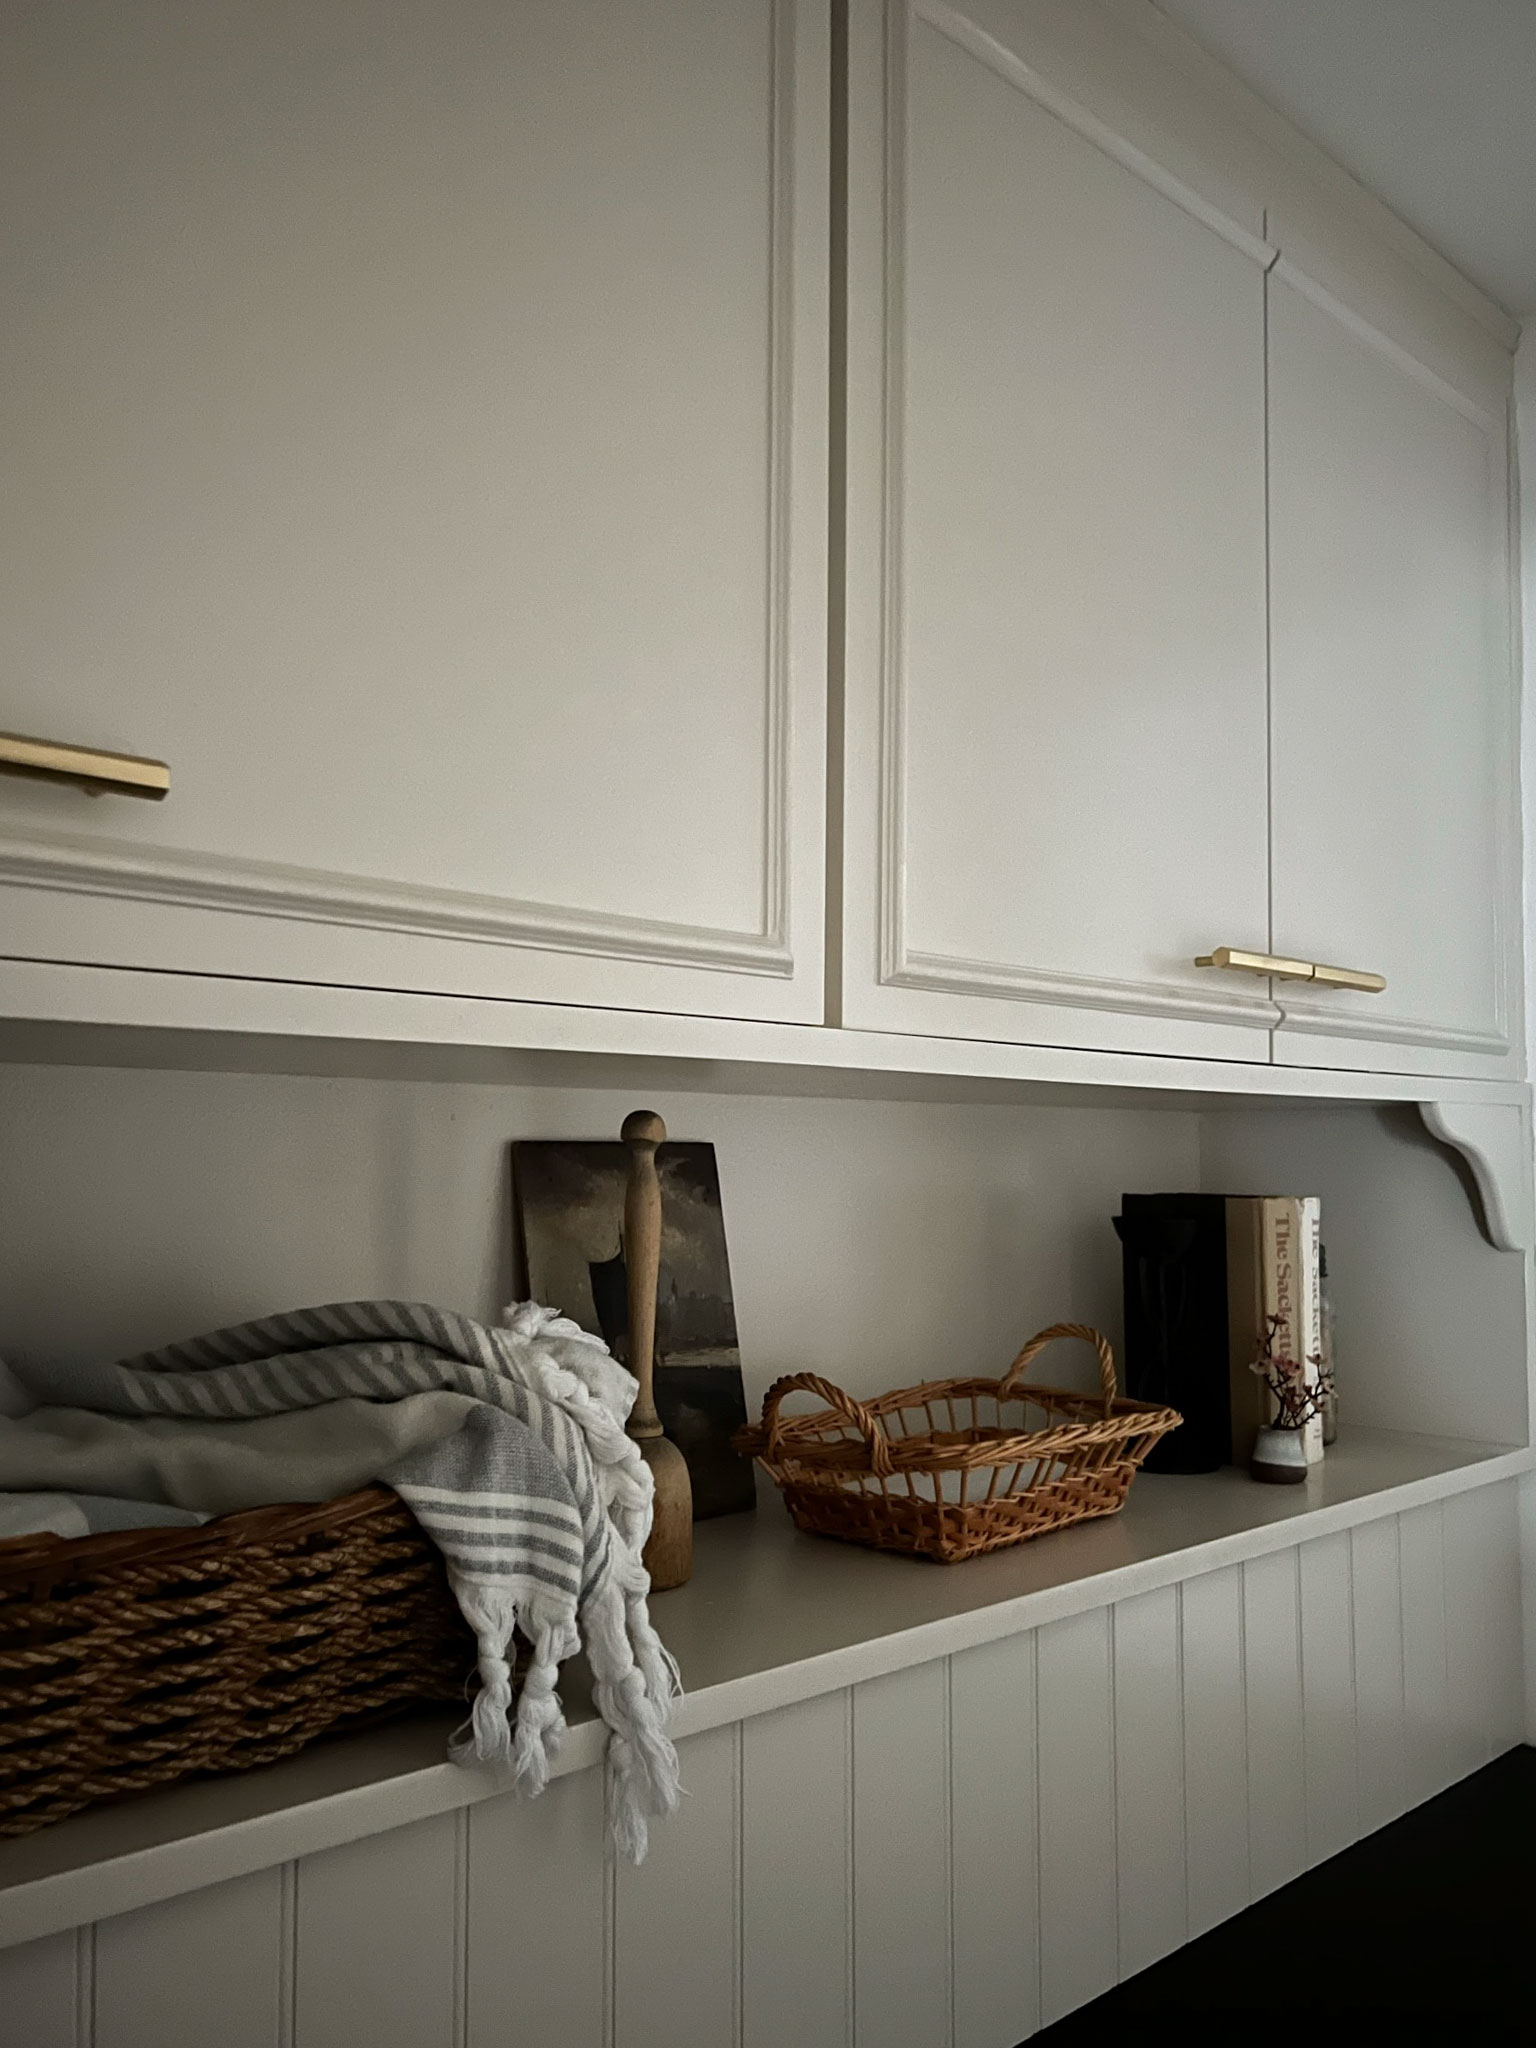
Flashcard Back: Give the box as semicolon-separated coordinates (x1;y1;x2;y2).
1032;1745;1536;2045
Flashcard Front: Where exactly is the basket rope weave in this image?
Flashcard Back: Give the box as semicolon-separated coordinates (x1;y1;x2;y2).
0;1487;475;1838
736;1323;1180;1564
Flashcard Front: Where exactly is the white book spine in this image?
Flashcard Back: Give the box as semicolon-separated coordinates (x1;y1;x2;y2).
1299;1197;1325;1463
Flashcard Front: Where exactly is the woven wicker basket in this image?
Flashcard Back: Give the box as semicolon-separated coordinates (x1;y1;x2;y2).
0;1486;475;1837
734;1323;1180;1564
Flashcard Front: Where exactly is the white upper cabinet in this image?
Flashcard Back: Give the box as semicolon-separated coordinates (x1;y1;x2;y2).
0;0;828;1022
1266;250;1519;1078
838;0;1276;1060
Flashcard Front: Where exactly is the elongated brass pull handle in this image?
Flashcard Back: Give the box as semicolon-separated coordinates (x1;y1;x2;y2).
0;730;170;800
1310;961;1387;994
1195;946;1385;994
1195;945;1315;982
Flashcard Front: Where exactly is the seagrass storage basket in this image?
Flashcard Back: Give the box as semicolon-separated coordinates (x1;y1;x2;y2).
735;1323;1180;1564
0;1487;475;1837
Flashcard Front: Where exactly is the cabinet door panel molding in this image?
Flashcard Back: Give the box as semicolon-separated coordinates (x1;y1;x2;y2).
0;0;828;1024
842;0;1280;1062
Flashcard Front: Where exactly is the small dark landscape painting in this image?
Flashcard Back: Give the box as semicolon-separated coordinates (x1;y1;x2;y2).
511;1140;755;1519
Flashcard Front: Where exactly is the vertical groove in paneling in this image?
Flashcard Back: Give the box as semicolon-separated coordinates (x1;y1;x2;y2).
296;1810;459;2048
278;1864;296;2048
742;1690;851;2048
944;1656;956;2048
1351;1517;1407;1836
1520;1475;1536;1747
1112;1587;1186;1981
614;1723;739;2048
604;1816;618;2048
1443;1486;1502;1780
1181;1566;1249;1938
1399;1499;1450;1807
96;1867;285;2048
78;1923;96;2048
1037;1607;1117;2029
452;1807;469;2048
1481;1483;1524;1756
0;1929;83;2048
733;1721;745;2048
844;1684;856;2048
1243;1546;1306;1903
851;1660;951;2048
950;1631;1040;2048
470;1766;606;2048
1299;1530;1359;1867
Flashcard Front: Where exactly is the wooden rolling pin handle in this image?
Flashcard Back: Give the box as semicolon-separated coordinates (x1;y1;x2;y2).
621;1109;666;1438
620;1108;693;1591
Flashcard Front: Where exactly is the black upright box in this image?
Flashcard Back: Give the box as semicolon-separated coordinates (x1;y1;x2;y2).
1114;1193;1233;1473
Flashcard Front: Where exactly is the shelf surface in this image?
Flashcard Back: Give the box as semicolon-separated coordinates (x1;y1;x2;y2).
0;1425;1526;1947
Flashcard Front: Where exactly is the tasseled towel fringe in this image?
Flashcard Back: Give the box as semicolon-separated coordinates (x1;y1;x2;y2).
446;1573;680;1863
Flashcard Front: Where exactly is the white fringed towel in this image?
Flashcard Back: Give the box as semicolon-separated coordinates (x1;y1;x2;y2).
2;1301;682;1861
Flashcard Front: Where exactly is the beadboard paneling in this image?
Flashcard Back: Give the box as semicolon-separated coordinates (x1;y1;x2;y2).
0;1928;83;2048
1444;1481;1524;1764
1442;1484;1499;1781
614;1722;739;2048
951;1631;1040;2048
742;1690;851;2048
1036;1607;1117;2027
851;1661;951;2048
9;1487;1526;2048
1399;1499;1452;1807
294;1810;461;2048
1112;1586;1186;1979
95;1867;285;2048
1300;1531;1360;1865
468;1765;606;2048
1242;1546;1307;1900
1351;1517;1408;1837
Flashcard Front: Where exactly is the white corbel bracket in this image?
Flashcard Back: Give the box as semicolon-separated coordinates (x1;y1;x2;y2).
1419;1100;1533;1255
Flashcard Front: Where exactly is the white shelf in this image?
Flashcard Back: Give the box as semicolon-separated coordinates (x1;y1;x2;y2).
0;956;1527;1109
0;1427;1525;1949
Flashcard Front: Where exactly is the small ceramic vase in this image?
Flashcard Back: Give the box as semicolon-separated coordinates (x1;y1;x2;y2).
1250;1425;1308;1485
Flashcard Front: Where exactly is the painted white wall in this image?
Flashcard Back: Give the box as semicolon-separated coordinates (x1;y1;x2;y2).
0;1060;1201;1407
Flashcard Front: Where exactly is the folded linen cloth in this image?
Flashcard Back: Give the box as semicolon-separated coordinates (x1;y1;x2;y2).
0;1492;209;1541
2;1300;682;1860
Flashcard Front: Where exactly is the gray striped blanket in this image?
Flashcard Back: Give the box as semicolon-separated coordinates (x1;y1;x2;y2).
15;1300;681;1860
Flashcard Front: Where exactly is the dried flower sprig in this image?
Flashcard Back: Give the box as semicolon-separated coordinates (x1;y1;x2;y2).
1249;1311;1333;1431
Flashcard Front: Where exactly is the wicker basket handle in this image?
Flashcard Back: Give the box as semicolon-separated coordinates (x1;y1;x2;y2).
760;1373;895;1478
997;1323;1118;1416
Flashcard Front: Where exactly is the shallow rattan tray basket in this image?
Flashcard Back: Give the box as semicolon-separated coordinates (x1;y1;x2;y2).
734;1323;1180;1564
0;1486;476;1837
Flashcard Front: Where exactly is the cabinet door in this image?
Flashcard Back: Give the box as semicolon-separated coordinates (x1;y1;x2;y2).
839;0;1274;1059
1267;261;1519;1077
0;0;827;1024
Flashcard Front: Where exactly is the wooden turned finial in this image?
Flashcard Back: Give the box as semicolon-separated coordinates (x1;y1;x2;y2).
621;1108;692;1589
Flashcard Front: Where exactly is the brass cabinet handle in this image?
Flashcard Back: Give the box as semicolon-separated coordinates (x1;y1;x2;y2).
1309;960;1387;994
1195;946;1385;995
1194;945;1315;983
0;730;170;800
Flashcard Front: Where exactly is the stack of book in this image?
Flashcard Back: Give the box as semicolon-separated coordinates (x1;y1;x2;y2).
1114;1193;1325;1474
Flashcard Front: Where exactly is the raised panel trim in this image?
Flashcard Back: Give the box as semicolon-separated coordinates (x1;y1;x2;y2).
1267;254;1517;1069
1276;995;1510;1059
1269;256;1503;436
0;827;796;977
0;0;806;990
890;947;1280;1026
872;1;1275;1039
916;1;1277;270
